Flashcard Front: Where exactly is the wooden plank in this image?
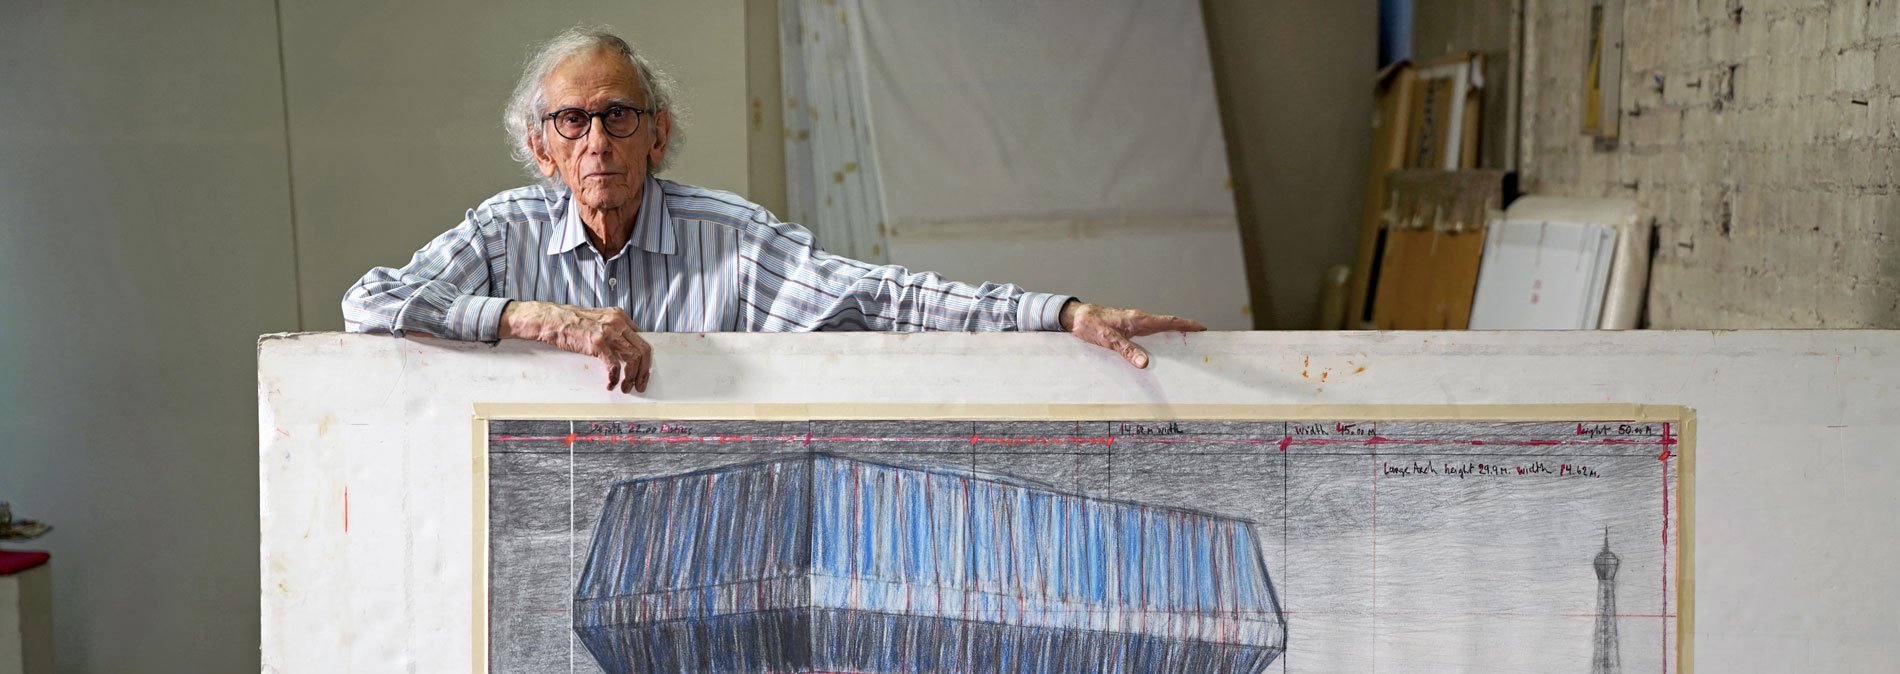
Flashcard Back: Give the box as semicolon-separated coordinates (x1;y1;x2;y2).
1369;228;1488;329
1365;169;1513;329
1347;63;1417;328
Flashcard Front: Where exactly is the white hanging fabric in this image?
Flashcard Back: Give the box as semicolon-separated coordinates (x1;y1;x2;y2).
778;0;891;264
846;0;1253;329
857;0;1236;228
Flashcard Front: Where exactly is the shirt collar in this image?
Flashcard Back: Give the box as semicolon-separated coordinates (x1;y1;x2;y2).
631;176;676;255
546;176;677;257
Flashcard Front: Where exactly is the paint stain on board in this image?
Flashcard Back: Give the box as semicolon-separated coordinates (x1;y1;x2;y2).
1304;355;1370;383
343;485;349;533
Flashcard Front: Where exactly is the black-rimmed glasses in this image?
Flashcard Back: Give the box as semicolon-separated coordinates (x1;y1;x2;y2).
545;105;649;140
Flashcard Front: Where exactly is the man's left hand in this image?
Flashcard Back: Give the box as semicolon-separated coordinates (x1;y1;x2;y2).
1059;301;1206;369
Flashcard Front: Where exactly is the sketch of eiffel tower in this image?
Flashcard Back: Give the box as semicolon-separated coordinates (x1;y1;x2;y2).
1592;527;1622;674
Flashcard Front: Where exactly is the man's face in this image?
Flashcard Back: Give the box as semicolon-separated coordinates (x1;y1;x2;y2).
531;49;670;212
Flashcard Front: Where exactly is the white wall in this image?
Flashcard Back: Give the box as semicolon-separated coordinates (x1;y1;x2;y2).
0;2;298;670
0;2;749;671
260;330;1900;671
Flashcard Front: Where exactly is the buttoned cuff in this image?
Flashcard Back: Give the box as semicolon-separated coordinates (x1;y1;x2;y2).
1017;293;1075;332
447;295;511;343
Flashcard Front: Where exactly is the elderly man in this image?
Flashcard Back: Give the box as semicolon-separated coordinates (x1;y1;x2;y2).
344;26;1202;393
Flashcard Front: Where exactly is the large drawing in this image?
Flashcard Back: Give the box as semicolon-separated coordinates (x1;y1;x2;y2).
482;408;1690;674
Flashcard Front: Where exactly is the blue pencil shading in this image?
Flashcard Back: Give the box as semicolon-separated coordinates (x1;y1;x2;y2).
574;454;1286;673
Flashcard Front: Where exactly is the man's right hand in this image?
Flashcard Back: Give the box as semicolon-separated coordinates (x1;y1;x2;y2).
499;301;652;394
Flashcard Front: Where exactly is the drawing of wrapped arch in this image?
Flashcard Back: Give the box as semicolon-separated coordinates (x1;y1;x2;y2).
573;453;1286;673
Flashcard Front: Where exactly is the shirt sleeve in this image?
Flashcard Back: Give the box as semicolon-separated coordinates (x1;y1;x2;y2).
341;212;510;341
735;212;1073;333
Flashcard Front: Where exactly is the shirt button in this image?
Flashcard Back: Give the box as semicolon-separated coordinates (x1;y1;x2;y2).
607;277;618;287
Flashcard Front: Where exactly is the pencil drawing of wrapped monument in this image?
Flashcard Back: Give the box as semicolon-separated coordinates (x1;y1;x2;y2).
572;453;1287;673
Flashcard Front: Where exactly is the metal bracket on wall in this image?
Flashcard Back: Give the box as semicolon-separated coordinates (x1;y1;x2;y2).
1583;0;1625;148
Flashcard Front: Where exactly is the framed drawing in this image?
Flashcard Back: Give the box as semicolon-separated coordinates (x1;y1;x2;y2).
476;404;1692;674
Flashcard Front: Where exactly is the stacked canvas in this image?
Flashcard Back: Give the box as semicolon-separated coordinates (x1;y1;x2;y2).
574;454;1286;673
1468;197;1650;330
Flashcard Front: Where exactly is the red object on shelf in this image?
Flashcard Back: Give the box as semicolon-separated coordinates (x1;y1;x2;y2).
0;550;50;575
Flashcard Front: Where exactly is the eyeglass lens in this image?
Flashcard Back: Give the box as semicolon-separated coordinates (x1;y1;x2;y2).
550;106;641;140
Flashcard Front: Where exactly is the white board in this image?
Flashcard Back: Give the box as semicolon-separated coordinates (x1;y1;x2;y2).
1470;196;1652;330
261;330;1900;672
1469;220;1616;329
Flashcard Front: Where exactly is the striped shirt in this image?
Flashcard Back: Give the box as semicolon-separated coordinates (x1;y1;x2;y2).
342;178;1072;340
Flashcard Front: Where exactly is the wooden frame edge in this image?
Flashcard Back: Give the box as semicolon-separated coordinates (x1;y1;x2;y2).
471;412;490;674
472;402;1687;423
467;402;1696;673
1678;409;1697;674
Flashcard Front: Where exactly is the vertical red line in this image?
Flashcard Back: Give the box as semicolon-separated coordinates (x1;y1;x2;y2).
343;485;349;533
1662;429;1671;674
1370;450;1378;674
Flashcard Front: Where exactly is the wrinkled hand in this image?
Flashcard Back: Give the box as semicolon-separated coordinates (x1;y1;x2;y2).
1060;301;1206;369
500;301;652;393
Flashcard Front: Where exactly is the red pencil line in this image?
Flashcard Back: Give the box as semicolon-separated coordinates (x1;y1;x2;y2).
492;433;1678;448
1663;422;1674;669
1370;450;1379;674
1279;610;1677;618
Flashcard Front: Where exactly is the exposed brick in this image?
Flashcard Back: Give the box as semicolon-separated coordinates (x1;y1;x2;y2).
1825;0;1867;48
1876;44;1900;91
1835;49;1876;92
1526;0;1900;327
1873;2;1900;37
1797;12;1828;57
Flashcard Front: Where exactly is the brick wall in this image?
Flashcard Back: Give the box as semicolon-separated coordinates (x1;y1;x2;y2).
1522;0;1899;327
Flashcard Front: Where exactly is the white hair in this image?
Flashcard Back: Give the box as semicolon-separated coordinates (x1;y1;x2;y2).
503;25;683;186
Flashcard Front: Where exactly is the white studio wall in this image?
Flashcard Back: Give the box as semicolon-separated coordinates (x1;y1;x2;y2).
0;1;300;671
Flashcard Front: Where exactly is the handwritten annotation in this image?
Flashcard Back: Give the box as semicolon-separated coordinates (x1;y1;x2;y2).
1381;460;1602;479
